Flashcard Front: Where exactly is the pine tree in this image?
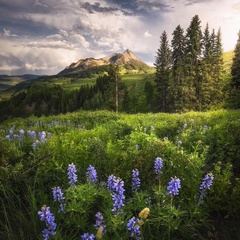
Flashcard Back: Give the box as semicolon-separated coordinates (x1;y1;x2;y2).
200;23;214;110
154;31;172;112
229;30;240;108
185;15;203;110
170;25;186;112
211;28;223;106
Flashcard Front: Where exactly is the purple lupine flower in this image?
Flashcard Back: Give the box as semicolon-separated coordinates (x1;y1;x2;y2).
81;233;95;240
200;173;214;190
6;135;11;140
19;129;25;135
68;163;77;187
107;175;125;213
94;212;106;234
198;173;214;203
107;174;117;191
28;130;36;138
14;134;20;139
86;165;97;183
127;217;141;239
38;205;57;240
154;157;163;178
39;131;47;142
52;186;65;213
132;169;141;193
32;140;40;149
167;177;181;195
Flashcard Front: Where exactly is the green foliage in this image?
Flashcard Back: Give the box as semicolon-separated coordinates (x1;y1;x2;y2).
1;110;240;239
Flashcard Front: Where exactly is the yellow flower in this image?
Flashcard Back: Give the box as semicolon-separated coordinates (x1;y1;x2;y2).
139;207;150;220
96;226;103;240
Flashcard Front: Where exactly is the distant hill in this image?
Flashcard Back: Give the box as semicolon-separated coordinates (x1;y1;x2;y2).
58;49;154;75
0;74;44;91
222;50;234;71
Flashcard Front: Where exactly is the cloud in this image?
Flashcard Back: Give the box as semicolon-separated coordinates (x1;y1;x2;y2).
80;1;131;15
2;29;18;37
144;30;153;38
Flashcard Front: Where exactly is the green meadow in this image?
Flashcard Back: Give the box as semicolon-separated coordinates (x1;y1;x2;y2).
1;109;240;239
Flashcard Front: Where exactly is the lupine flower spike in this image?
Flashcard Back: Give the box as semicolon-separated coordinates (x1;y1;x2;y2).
127;217;141;239
68;163;77;187
52;186;66;213
198;173;214;204
107;174;125;213
167;177;181;196
38;205;57;240
154;157;163;178
132;169;141;193
86;165;98;183
81;233;95;240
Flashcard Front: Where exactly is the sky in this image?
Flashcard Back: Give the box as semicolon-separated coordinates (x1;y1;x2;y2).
0;0;240;75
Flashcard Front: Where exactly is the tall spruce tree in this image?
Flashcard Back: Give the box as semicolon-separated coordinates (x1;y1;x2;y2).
185;15;203;110
170;25;186;112
154;31;172;112
229;30;240;108
200;23;214;110
211;28;223;105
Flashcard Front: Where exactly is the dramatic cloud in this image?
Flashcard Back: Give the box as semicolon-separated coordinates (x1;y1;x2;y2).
0;0;239;75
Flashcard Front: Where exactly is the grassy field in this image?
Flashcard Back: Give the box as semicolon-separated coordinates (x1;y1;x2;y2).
1;109;240;239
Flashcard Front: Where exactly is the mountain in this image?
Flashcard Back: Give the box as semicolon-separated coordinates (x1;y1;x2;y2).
58;49;153;75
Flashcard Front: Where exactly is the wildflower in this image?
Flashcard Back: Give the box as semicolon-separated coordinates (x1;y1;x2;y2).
135;144;139;150
183;123;187;128
38;205;57;240
127;217;141;239
107;175;125;213
14;134;20;139
154;157;163;178
198;173;214;203
19;129;25;135
145;197;151;205
81;233;95;240
32;140;40;149
96;226;104;240
52;186;65;213
203;125;208;130
200;173;214;190
139;207;150;220
28;130;36;138
167;177;181;195
132;169;141;193
94;212;106;235
6;135;11;140
39;131;47;142
178;141;182;145
86;165;97;183
150;126;154;131
68;163;77;187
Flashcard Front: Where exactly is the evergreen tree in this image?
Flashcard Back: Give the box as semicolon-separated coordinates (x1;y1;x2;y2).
200;23;214;110
170;25;186;112
211;28;223;106
154;31;172;112
229;30;240;108
185;15;203;110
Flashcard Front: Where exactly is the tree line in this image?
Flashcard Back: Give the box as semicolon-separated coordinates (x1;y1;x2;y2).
154;15;224;112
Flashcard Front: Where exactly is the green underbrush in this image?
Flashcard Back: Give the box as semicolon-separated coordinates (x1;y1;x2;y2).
0;110;240;239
